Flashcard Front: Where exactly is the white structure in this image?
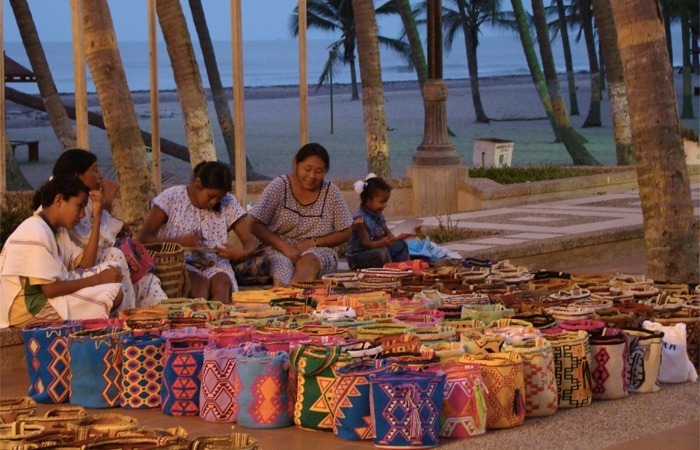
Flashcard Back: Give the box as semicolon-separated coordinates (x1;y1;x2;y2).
473;138;514;168
684;139;700;166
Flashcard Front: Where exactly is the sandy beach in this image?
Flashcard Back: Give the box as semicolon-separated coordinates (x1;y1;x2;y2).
6;72;698;189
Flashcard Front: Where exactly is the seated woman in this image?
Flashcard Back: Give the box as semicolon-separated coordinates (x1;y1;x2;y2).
0;176;123;328
139;161;258;302
249;143;353;286
46;149;167;308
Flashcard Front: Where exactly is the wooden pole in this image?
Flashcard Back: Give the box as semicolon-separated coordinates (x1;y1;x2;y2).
0;0;6;196
71;0;89;149
329;51;334;135
148;0;161;193
298;0;308;145
231;0;246;205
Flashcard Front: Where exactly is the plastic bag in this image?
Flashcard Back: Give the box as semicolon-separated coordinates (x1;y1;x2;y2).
643;320;698;383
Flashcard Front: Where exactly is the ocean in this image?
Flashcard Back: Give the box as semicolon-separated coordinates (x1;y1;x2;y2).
4;25;685;95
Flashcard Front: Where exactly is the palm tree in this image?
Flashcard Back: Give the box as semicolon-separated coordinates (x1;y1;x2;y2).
157;0;216;166
590;0;633;164
9;0;76;150
352;0;391;177
395;0;428;90
678;0;695;119
577;0;601;127
609;0;698;284
553;0;580;115
82;0;155;222
4;139;32;190
290;0;409;101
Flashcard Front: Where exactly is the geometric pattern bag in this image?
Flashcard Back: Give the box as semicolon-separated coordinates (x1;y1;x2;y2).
199;345;256;423
503;337;558;417
589;328;628;400
431;363;487;438
333;360;389;440
545;330;593;408
68;327;126;409
160;336;210;416
369;370;446;449
119;334;164;409
459;353;525;429
22;322;82;404
290;344;352;431
234;351;293;429
624;328;663;393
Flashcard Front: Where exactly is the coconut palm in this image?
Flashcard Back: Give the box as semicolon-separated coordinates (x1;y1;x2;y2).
352;0;391;177
552;0;579;115
290;0;410;101
395;0;428;90
82;0;155;222
577;0;601;127
9;0;76;150
157;0;216;166
678;0;695;119
4;140;32;190
609;0;698;284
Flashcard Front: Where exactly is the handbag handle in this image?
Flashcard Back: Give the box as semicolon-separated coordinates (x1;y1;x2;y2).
291;345;341;375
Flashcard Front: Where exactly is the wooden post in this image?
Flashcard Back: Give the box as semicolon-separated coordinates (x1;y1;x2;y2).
148;0;161;193
298;0;308;146
231;0;247;206
329;51;334;135
0;0;5;196
71;0;89;149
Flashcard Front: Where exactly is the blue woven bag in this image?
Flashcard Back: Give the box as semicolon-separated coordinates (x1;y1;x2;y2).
160;336;210;416
333;360;389;440
370;370;446;448
120;334;164;409
22;321;82;404
234;351;292;429
68;327;127;408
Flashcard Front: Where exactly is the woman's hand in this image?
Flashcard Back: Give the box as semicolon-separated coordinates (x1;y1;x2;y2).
294;238;316;253
178;233;202;248
95;266;122;285
101;179;120;212
90;190;104;221
378;235;395;247
281;242;301;263
216;243;249;262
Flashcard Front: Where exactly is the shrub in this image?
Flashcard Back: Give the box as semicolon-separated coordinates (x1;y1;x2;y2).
469;165;618;184
418;215;498;244
1;193;34;248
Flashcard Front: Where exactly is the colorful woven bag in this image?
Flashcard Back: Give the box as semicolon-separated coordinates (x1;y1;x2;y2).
22;321;82;404
589;328;629;400
545;330;593;408
624;328;663;393
119;334;164;409
430;363;487;438
460;330;504;355
290;344;352;431
459;353;525;429
234;351;293;429
333;360;389;440
369;370;446;448
160;336;210;416
503;337;558;417
68;327;126;409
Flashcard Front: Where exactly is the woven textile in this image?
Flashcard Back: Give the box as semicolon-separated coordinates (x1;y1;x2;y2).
333;360;389;440
503;338;558;417
624;329;663;393
369;370;446;448
199;345;245;422
22;322;81;404
589;329;629;400
160;337;209;416
68;327;126;408
290;345;352;431
120;335;164;409
460;330;505;355
546;330;593;408
235;351;292;429
431;363;487;438
460;353;526;429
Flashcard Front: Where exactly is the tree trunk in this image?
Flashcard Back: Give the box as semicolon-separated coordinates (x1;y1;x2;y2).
531;0;600;165
349;53;360;101
555;0;579;115
580;0;602;127
4;138;32;190
660;0;673;66
591;0;634;165
395;0;427;90
9;0;76;150
510;0;559;135
598;38;606;91
679;1;695;119
82;0;156;222
352;0;390;177
610;0;699;284
457;0;489;123
157;0;216;166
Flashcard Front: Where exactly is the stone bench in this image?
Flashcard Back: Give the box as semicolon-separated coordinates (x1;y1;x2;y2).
10;140;39;162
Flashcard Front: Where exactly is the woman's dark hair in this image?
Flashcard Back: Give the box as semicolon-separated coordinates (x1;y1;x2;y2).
193;161;234;191
52;148;97;177
33;175;89;209
294;143;330;170
361;177;392;204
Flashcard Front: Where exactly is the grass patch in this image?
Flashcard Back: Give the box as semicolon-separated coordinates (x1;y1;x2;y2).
469;165;619;185
1;193;34;248
418;215;499;244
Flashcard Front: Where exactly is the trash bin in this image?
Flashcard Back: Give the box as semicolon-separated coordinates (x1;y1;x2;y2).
473;138;514;168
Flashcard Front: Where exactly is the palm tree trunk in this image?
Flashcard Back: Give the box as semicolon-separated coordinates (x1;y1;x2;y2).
349;53;360;101
4;138;32;190
610;0;699;284
352;0;390;177
457;0;488;123
660;0;673;66
598;38;606;92
510;0;559;134
555;0;579;115
395;0;427;90
679;0;695;119
531;0;600;165
157;0;216;166
580;0;601;127
9;0;76;150
591;0;634;165
82;0;155;222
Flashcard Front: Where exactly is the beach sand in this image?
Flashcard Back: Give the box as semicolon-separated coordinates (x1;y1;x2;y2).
6;72;698;189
